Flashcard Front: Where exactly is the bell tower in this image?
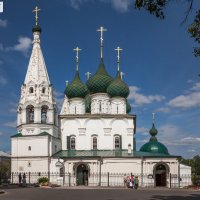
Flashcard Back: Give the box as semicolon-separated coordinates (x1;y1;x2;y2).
11;6;61;173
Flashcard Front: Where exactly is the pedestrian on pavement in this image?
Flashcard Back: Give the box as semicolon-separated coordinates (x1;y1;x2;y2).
22;173;27;187
134;176;139;190
18;173;22;186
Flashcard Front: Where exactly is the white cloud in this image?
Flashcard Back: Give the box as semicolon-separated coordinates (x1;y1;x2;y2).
0;75;7;85
0;19;7;28
181;137;200;144
187;149;196;153
70;0;132;13
6;37;32;55
168;92;200;109
70;0;91;10
167;81;200;109
128;86;165;107
191;82;200;91
101;0;131;13
155;107;170;113
136;127;149;135
3;120;17;128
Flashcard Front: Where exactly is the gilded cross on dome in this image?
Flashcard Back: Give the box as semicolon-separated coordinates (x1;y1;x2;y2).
97;26;107;59
73;47;82;71
152;113;155;124
115;47;123;71
33;6;41;26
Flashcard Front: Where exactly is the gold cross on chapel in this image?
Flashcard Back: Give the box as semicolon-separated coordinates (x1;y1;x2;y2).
73;47;82;71
97;26;107;58
152;113;155;124
33;6;41;26
115;47;123;71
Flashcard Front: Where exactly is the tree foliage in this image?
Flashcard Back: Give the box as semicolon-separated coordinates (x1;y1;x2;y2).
179;155;200;185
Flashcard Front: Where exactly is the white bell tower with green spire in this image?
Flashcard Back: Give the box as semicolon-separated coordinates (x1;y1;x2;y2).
11;6;61;173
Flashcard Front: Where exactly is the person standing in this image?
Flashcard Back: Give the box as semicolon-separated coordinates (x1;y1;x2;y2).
134;176;139;190
22;173;26;187
18;173;22;186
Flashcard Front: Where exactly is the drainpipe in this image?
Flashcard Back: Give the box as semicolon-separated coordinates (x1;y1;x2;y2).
141;157;144;187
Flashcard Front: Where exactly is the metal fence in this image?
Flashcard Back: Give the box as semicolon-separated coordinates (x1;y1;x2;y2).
9;172;192;188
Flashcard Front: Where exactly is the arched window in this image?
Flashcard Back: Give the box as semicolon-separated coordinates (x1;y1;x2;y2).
29;87;34;93
117;106;119;114
114;136;120;149
26;105;34;123
28;146;31;151
42;87;46;94
75;106;76;114
41;105;48;124
70;137;76;149
92;137;97;150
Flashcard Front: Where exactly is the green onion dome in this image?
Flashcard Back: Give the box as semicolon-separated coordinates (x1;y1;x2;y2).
140;123;169;155
65;71;88;99
85;95;91;113
86;59;113;94
32;25;42;33
126;100;131;113
140;140;169;155
107;71;130;98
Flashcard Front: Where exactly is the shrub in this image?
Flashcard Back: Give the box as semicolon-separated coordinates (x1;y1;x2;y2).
38;177;49;184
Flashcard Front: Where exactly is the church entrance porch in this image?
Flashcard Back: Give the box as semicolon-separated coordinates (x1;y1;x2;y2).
76;164;89;186
154;164;168;187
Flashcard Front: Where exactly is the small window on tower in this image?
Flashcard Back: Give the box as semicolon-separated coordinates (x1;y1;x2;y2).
55;145;57;152
28;162;31;167
28;146;31;151
29;87;34;93
42;87;46;94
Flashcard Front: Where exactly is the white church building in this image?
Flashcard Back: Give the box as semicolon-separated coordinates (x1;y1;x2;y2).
11;8;191;188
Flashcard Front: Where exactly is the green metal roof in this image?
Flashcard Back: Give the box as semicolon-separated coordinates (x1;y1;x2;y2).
53;150;177;159
11;132;50;138
86;59;113;94
107;71;129;98
65;71;88;99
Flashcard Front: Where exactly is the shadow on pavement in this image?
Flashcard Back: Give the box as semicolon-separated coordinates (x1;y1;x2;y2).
151;194;200;200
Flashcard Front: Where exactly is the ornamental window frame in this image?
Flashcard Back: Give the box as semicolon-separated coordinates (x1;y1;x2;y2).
41;105;48;124
26;105;34;124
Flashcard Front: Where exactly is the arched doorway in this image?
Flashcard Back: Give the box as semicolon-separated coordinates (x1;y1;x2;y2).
76;164;88;186
154;164;167;187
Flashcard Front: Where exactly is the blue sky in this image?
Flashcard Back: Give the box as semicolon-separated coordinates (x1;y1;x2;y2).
0;0;200;158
